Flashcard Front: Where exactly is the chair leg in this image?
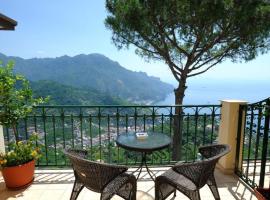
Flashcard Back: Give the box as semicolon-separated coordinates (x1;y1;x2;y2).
70;180;84;200
155;182;161;200
155;181;176;200
207;173;220;200
155;181;164;200
129;181;137;200
189;190;201;200
173;189;176;197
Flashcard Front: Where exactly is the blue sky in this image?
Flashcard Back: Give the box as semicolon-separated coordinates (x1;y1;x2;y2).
0;0;270;87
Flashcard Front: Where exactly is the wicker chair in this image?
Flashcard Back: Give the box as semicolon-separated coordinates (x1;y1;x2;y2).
155;144;230;200
64;149;137;200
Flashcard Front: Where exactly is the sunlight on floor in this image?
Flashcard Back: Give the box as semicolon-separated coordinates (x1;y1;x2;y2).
0;168;257;200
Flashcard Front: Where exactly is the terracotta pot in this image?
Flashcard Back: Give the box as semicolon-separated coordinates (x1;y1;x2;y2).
2;160;35;189
254;187;270;200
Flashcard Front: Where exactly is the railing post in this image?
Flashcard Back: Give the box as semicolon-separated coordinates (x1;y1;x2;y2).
259;99;270;187
217;100;247;174
234;104;245;175
0;125;5;154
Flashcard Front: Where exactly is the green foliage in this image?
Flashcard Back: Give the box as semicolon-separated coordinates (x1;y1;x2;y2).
0;133;41;168
105;0;270;159
153;116;218;161
0;61;45;141
106;0;270;70
0;53;173;103
30;80;130;105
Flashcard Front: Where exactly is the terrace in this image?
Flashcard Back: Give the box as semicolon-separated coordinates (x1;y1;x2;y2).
0;99;269;199
1;2;270;199
0;168;256;200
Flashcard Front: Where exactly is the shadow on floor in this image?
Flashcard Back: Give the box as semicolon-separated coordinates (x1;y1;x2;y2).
0;182;28;200
33;168;164;184
0;168;257;200
228;180;255;200
33;171;74;184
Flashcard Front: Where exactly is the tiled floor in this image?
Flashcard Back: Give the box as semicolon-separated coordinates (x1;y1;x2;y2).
0;168;257;200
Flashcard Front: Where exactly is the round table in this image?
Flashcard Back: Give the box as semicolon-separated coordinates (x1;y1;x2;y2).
116;132;171;180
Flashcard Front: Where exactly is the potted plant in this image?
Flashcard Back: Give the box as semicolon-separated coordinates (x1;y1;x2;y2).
254;187;270;200
0;134;41;189
0;61;45;189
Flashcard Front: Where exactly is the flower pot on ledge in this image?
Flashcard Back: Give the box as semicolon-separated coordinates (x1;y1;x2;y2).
2;160;35;189
254;187;270;200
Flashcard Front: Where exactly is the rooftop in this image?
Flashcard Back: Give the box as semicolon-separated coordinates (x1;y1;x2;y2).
0;13;17;30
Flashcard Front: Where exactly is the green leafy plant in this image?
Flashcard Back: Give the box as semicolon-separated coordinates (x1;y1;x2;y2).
0;61;46;142
0;60;47;168
0;133;41;168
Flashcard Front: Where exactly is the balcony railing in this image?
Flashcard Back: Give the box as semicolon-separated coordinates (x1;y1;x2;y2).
236;98;270;188
4;104;221;167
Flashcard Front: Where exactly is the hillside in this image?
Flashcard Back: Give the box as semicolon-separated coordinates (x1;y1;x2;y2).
31;80;130;105
0;53;173;103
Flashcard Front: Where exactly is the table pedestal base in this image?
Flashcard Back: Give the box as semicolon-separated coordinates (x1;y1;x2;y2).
132;152;156;181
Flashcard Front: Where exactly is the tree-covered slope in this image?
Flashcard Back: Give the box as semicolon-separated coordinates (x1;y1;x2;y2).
0;53;173;103
31;80;130;105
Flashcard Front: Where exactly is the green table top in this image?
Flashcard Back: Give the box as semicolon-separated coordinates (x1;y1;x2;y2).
116;132;171;153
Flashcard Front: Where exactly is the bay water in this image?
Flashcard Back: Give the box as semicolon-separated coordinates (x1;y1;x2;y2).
158;80;270;105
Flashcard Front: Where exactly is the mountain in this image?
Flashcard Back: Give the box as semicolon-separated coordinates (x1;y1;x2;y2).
0;53;173;103
31;80;130;105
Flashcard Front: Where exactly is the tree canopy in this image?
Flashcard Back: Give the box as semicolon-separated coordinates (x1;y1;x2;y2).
106;0;270;85
105;0;270;160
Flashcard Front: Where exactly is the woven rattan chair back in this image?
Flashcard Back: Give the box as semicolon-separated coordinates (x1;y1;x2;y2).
156;144;230;200
199;144;229;159
196;144;230;188
180;157;218;189
64;149;128;193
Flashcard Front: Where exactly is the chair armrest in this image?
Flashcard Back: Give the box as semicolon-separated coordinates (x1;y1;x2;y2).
173;161;204;176
65;149;129;190
64;148;88;159
102;172;136;199
172;161;210;186
199;144;230;159
98;163;129;189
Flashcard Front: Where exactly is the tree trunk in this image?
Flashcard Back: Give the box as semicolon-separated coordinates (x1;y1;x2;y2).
12;124;19;143
172;77;187;161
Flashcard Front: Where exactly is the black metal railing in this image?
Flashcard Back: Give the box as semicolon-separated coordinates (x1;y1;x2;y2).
235;98;270;188
4;104;221;167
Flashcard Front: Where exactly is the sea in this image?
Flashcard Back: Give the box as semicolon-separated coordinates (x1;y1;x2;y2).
158;80;270;105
